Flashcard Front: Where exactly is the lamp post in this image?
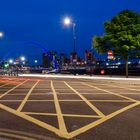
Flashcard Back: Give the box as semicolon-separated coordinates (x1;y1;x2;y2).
63;17;76;53
63;17;77;75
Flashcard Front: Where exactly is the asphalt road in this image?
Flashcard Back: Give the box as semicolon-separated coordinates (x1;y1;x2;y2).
0;76;140;140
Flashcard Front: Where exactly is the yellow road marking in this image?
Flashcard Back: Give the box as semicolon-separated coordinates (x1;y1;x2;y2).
63;114;100;118
23;112;101;118
1;79;139;139
82;83;139;102
27;99;133;102
68;102;140;139
0;83;12;88
102;83;140;92
0;100;22;102
2;93;49;96
26;99;54;102
57;99;133;103
0;132;35;140
2;94;31;96
78;79;140;92
0;99;134;103
64;81;105;117
88;100;134;102
51;80;68;133
1;102;139;139
17;80;40;112
0;128;49;140
0;104;67;138
0;80;28;99
23;112;56;116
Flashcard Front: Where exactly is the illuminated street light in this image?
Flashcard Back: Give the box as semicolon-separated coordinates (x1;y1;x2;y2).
34;60;38;63
63;17;76;52
64;17;71;25
23;61;25;65
20;56;25;61
9;59;13;64
0;32;4;38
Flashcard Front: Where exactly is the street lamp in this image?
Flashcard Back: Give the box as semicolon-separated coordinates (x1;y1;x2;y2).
64;17;71;25
34;60;38;64
20;56;25;61
9;59;13;64
63;17;76;53
0;32;4;38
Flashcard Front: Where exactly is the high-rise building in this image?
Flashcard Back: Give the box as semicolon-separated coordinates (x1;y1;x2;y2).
42;53;51;68
42;52;58;68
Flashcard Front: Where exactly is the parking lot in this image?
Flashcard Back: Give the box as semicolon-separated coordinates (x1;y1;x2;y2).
0;76;140;140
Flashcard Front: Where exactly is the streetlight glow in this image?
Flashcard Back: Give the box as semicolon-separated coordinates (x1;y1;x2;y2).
64;17;71;25
20;56;25;61
0;32;4;38
63;16;76;52
35;60;38;63
9;59;13;64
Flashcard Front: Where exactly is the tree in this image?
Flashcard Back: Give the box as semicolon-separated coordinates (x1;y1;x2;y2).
93;10;140;77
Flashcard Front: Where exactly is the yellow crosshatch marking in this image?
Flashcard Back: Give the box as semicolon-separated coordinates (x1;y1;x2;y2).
0;132;35;140
0;99;134;102
64;81;105;117
0;78;140;139
100;82;140;92
17;80;40;112
51;80;68;134
82;82;138;102
0;80;28;99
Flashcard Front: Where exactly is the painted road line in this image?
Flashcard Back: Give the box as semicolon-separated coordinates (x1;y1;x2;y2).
63;114;101;118
88;100;134;102
68;101;140;139
4;94;31;96
0;80;28;99
6;92;49;95
0;128;51;140
0;104;65;138
27;100;54;102
82;83;139;102
55;99;133;103
101;83;140;92
17;80;40;112
0;78;24;88
0;99;134;103
0;100;22;102
23;112;101;118
0;82;12;88
51;80;68;133
64;81;105;117
0;132;35;140
23;112;57;116
78;79;140;92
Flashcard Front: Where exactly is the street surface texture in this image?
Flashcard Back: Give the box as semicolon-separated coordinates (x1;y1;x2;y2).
0;76;140;140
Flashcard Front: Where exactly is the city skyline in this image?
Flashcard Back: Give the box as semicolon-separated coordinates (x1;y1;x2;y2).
0;0;140;64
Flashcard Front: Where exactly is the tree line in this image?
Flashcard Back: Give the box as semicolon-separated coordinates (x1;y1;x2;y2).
93;9;140;77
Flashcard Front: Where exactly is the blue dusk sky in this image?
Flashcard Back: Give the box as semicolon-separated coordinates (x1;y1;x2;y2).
0;0;140;64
